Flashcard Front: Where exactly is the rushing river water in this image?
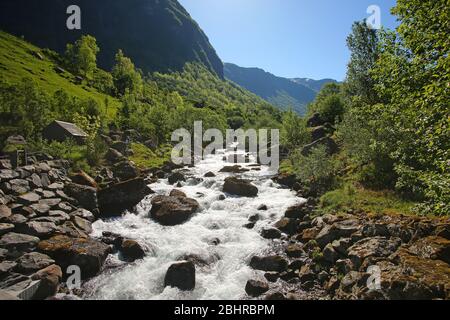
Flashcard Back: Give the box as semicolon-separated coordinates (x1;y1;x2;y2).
84;147;302;300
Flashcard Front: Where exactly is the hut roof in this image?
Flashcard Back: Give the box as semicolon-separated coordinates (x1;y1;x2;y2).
52;120;87;137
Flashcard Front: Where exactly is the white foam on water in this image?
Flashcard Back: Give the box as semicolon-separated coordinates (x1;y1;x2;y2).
84;148;302;300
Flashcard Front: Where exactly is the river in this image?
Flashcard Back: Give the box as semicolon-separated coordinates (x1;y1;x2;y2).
83;147;302;300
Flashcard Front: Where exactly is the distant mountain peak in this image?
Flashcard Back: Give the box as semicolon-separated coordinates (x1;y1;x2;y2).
224;63;337;115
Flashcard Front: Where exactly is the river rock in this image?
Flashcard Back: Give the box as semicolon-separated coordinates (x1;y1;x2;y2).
120;239;145;261
150;195;199;226
245;279;269;297
168;172;185;185
37;235;111;278
98;178;153;216
285;202;309;219
204;172;216;178
223;177;258;197
261;228;282;240
164;261;195;291
0;232;40;252
169;189;186;198
219;165;249;173
64;183;98;212
250;255;288;272
347;237;402;268
275;218;299;235
15;252;55;274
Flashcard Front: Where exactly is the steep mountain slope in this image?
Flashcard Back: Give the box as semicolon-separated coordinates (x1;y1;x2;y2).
0;0;223;77
224;63;335;115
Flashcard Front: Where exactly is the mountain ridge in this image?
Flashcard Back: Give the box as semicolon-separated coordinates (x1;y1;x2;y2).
0;0;224;77
224;63;336;115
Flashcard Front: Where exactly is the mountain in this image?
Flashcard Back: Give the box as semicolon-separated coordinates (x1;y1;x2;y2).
0;0;223;77
291;78;338;93
224;63;336;115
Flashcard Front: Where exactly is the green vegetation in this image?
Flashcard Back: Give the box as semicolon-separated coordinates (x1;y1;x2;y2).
129;143;172;170
281;0;449;216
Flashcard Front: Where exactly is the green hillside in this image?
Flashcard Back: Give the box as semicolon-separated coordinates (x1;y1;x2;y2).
0;30;120;117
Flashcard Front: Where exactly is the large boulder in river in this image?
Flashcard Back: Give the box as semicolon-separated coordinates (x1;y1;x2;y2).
223;177;258;197
164;261;195;291
150;195;199;226
120;239;145;262
245;279;269;297
37;235;111;279
98;178;153;217
250;255;288;272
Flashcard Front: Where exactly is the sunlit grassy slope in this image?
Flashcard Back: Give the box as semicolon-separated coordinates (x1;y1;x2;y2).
0;30;119;118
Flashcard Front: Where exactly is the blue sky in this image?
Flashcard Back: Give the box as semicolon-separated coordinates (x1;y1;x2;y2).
178;0;399;81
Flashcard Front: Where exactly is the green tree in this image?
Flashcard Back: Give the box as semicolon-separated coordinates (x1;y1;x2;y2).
344;21;380;105
112;49;143;96
309;83;345;124
281;109;309;150
65;35;99;79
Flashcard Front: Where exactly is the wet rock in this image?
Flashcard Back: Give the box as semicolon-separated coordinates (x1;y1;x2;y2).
0;232;40;252
257;204;268;211
245;279;269;297
31;264;62;299
69;171;98;189
244;222;255;229
347;237;401;268
264;272;279;282
261;228;282;240
64;183;98;212
275;218;298;235
408;236;450;264
169;189;186;198
120;239;145;261
223;177;258;197
265;292;287;300
98;178;153;217
164;261;195;291
168;172;186;185
219;165;249;173
273;173;297;188
37;235;111;279
150;195;199;226
250;255;288;272
15;252;55;274
101;231;123;248
204;172;216;178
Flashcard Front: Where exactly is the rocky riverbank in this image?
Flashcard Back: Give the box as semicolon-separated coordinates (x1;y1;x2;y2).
245;179;450;300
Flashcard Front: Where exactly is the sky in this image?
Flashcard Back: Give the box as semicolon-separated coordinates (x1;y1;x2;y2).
178;0;399;81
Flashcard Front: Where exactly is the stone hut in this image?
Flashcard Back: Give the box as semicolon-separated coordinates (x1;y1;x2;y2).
42;120;87;144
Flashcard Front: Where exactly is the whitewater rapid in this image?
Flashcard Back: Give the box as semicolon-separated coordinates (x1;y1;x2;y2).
84;148;302;300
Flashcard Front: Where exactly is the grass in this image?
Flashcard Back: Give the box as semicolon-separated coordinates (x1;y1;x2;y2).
129;143;173;170
0;31;120;119
319;182;417;216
